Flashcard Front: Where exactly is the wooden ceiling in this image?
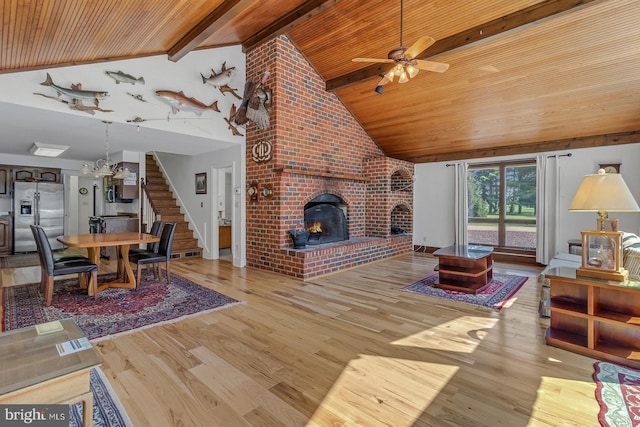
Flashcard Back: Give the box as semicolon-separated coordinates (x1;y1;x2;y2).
1;0;639;163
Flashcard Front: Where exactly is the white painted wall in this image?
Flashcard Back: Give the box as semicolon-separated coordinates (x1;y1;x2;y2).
414;143;640;260
156;144;245;267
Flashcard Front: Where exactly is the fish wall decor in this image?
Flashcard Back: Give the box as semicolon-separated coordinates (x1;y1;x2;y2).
155;90;220;115
39;73;108;106
202;62;241;99
33;92;113;115
106;70;145;85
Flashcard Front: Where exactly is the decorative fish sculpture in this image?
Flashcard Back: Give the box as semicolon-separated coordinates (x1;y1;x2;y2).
201;61;235;88
106;70;145;85
155;90;220;115
33;92;113;115
39;73;108;106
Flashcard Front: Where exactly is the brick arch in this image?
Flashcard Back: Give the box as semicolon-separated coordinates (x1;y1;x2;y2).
303;189;352;207
390;201;412;213
390;166;413;180
390;201;413;234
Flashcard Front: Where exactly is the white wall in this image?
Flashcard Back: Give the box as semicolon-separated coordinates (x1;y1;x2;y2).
414;143;640;259
156;144;245;266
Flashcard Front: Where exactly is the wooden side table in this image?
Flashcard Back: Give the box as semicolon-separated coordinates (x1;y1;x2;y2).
0;319;102;427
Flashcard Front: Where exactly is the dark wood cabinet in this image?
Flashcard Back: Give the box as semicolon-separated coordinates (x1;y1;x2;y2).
545;266;640;369
0;166;11;198
13;167;61;183
0;216;12;255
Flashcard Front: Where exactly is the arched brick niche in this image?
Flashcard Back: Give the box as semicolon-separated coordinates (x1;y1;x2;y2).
391;203;412;235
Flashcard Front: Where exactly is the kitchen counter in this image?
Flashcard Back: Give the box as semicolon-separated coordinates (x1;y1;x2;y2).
102;217;139;259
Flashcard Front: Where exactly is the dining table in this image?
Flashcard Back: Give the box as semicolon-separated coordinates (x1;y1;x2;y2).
57;232;160;294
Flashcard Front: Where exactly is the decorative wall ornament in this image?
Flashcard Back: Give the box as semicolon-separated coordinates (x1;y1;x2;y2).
155;90;220;115
195;172;207;194
105;70;145;85
201;62;241;99
38;73;108;106
251;140;272;163
261;184;274;200
224;104;244;136
234;71;272;129
248;181;259;202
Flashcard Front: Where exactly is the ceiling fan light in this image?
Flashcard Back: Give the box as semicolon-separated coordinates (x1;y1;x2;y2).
394;63;404;75
383;70;395;84
406;64;419;78
398;71;409;83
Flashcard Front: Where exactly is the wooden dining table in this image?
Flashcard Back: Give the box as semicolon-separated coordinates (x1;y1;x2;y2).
57;232;160;294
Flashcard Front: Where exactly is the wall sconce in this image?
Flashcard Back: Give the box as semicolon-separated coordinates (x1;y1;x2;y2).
261;184;274;200
248;181;258;202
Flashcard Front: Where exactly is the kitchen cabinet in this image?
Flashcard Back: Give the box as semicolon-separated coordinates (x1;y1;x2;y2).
0;216;12;255
13;167;61;183
106;162;139;200
545;266;640;369
219;225;231;249
0;166;11;198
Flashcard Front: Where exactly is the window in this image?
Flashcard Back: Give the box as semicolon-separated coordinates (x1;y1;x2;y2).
467;161;536;253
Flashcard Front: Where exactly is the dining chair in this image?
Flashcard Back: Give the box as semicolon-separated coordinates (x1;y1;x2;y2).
30;225;88;290
129;222;176;287
129;220;163;255
35;226;99;306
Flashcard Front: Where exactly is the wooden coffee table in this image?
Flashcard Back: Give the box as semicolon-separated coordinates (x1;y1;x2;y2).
433;245;494;294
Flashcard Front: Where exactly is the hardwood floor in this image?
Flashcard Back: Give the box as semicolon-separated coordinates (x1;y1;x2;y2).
1;253;601;426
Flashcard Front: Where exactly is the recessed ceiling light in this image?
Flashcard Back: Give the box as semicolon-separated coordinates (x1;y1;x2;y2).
29;142;69;157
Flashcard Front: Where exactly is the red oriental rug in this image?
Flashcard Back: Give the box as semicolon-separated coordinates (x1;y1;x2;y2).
401;273;528;311
593;361;640;427
1;272;242;341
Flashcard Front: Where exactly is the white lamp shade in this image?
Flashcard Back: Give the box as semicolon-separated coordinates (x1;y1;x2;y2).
569;170;640;212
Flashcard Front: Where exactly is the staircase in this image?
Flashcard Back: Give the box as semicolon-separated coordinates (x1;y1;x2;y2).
142;154;202;259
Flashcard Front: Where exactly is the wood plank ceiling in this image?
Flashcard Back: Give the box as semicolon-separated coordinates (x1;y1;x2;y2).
1;0;638;163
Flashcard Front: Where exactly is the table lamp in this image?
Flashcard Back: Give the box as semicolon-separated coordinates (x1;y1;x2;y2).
569;168;640;281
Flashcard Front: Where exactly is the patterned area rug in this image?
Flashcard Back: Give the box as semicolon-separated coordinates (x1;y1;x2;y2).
401;273;528;311
2;272;242;341
593;361;640;427
70;368;133;427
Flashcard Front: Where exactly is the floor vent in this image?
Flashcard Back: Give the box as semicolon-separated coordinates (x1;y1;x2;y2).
184;251;201;258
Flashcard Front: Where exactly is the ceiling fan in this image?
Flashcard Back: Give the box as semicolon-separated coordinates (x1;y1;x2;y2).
352;0;449;87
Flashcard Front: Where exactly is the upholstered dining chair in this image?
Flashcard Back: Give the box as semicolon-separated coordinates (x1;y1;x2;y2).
129;220;163;255
129;222;176;287
30;225;89;290
34;226;99;306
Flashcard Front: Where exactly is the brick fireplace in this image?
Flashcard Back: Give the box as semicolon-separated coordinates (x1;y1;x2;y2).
245;36;413;279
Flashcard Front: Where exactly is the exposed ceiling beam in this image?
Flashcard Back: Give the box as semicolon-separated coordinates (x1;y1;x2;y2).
404;131;640;163
242;0;342;52
325;0;601;91
168;0;255;62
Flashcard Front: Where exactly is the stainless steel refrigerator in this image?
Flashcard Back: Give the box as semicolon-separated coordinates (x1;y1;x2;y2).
14;181;64;253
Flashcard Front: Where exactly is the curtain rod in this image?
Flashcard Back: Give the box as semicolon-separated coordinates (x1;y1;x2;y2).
445;152;572;167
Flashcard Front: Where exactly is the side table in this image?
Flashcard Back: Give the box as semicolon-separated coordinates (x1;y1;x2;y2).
0;319;102;427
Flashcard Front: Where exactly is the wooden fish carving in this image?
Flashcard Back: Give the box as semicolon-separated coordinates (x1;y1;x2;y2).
155;90;220;115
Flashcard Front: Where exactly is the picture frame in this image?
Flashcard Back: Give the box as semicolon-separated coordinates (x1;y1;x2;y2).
195;172;207;194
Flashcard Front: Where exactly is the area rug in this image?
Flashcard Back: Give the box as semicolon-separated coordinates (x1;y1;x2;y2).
2;272;242;341
593;361;640;427
70;367;133;427
401;273;528;311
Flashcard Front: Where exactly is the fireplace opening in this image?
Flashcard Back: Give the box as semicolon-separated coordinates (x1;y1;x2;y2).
304;194;348;245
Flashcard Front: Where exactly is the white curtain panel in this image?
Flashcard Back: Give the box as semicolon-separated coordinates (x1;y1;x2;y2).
454;162;469;246
536;154;561;264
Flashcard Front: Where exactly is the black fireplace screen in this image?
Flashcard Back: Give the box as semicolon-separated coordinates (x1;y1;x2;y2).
304;194;348;245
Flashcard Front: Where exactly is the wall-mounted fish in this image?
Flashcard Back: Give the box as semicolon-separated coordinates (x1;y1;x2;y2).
127;92;147;102
39;73;108;106
106;71;145;85
201;61;235;88
155;90;220;115
33;92;113;115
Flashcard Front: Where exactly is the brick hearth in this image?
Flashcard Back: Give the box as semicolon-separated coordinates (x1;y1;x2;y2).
245;35;413;279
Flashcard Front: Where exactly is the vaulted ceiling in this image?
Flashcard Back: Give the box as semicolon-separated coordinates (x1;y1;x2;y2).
1;0;639;163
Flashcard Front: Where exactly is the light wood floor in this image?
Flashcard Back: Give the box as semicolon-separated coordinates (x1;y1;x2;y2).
1;253;602;426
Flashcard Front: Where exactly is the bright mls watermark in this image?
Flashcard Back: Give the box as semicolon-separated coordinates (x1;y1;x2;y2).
0;405;67;426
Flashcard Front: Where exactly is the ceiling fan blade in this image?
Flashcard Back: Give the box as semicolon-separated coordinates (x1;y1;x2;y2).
352;58;395;63
403;36;436;59
414;59;449;73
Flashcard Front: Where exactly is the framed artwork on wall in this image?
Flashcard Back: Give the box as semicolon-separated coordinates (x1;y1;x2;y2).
195;172;207;194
